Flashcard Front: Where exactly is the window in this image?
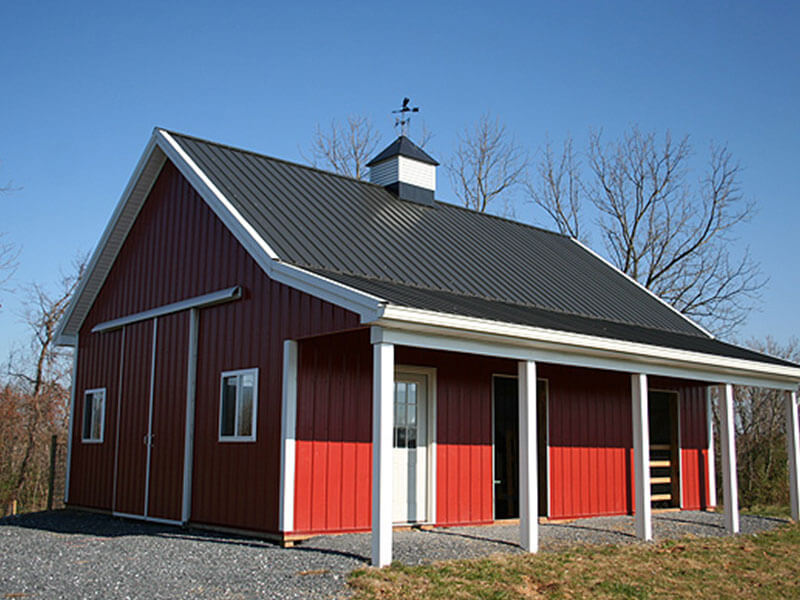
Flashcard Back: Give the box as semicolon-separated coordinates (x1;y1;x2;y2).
82;388;106;443
219;369;258;441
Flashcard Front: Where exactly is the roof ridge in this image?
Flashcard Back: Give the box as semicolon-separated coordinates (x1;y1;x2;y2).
307;266;712;340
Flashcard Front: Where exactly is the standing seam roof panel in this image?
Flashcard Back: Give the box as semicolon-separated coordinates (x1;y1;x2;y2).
167;131;707;337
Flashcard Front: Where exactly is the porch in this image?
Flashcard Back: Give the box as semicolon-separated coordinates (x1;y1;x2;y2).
278;326;800;567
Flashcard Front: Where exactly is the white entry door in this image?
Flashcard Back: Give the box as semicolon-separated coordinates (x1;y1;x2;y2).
393;372;429;524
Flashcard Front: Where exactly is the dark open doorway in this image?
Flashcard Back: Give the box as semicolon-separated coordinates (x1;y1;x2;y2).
648;390;680;508
492;376;548;519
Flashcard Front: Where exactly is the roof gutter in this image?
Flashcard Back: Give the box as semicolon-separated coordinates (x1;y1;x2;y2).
373;305;800;390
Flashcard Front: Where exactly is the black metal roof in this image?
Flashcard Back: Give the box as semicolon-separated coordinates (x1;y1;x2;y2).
366;135;439;166
310;269;796;368
165;130;791;368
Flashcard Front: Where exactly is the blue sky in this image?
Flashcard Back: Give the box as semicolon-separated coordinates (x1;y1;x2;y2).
1;1;798;358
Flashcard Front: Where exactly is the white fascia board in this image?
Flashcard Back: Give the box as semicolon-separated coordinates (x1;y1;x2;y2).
270;262;386;322
55;135;166;346
155;129;280;266
373;306;800;389
156;130;385;322
569;238;715;339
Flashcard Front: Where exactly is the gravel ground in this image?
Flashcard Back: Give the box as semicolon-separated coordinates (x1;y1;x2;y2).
0;510;787;599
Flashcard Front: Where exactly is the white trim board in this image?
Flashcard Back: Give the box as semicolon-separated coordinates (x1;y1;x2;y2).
55;138;166;344
374;310;800;389
570;238;714;339
92;287;241;333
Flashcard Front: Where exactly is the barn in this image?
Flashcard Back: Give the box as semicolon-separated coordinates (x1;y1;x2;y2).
56;129;800;566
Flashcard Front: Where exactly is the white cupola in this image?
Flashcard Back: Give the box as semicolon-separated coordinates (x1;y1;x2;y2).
367;136;439;206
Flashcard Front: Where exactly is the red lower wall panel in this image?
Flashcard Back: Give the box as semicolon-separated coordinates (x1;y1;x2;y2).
678;384;710;509
293;341;515;534
292;349;714;533
544;365;634;520
293;330;372;534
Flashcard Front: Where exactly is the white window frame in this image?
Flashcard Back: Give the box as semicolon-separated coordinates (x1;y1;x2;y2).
218;368;259;442
82;388;106;443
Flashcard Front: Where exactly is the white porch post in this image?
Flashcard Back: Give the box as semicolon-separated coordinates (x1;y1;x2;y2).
372;340;395;567
279;340;298;533
719;383;739;533
706;387;717;508
785;390;800;521
518;360;538;552
631;373;652;541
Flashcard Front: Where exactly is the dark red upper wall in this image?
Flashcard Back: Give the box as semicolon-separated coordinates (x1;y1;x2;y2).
71;160;361;532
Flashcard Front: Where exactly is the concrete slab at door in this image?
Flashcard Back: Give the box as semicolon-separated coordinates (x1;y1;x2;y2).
148;311;190;521
114;320;153;516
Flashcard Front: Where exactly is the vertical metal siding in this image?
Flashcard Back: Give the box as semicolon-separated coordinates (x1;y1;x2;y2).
68;329;122;509
73;161;360;533
678;384;710;510
148;311;189;521
545;365;634;520
293;342;514;534
114;320;153;516
293;330;372;534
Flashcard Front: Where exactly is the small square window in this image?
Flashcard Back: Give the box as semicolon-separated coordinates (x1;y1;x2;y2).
219;369;258;442
82;389;106;443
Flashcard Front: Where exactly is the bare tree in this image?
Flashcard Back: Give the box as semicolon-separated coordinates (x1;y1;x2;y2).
2;255;86;511
710;337;800;508
446;113;528;214
0;233;18;309
304;115;383;180
0;164;20;309
526;136;584;240
529;126;763;335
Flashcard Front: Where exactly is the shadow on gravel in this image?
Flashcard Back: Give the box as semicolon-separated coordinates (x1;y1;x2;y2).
546;522;637;539
416;527;520;549
1;509;370;563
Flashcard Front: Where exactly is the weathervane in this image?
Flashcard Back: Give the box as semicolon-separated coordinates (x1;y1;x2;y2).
392;97;419;136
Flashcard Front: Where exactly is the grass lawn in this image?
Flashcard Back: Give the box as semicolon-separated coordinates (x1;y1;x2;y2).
348;520;800;599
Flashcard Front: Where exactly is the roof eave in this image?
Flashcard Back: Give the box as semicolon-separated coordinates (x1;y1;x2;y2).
371;305;800;390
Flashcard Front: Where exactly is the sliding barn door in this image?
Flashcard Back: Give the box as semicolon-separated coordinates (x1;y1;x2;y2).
114;320;153;517
147;312;189;521
113;314;189;522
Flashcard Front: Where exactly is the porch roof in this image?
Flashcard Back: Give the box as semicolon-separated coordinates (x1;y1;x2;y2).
314;269;795;368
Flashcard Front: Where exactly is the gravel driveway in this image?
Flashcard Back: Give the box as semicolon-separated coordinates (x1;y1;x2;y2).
0;510;786;599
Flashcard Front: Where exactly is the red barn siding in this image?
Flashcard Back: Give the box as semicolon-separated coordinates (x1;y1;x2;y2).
293;330;372;534
293;342;515;534
148;311;190;521
679;385;710;509
114;320;153;516
544;365;634;520
71;160;360;533
396;348;515;527
68;329;122;509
